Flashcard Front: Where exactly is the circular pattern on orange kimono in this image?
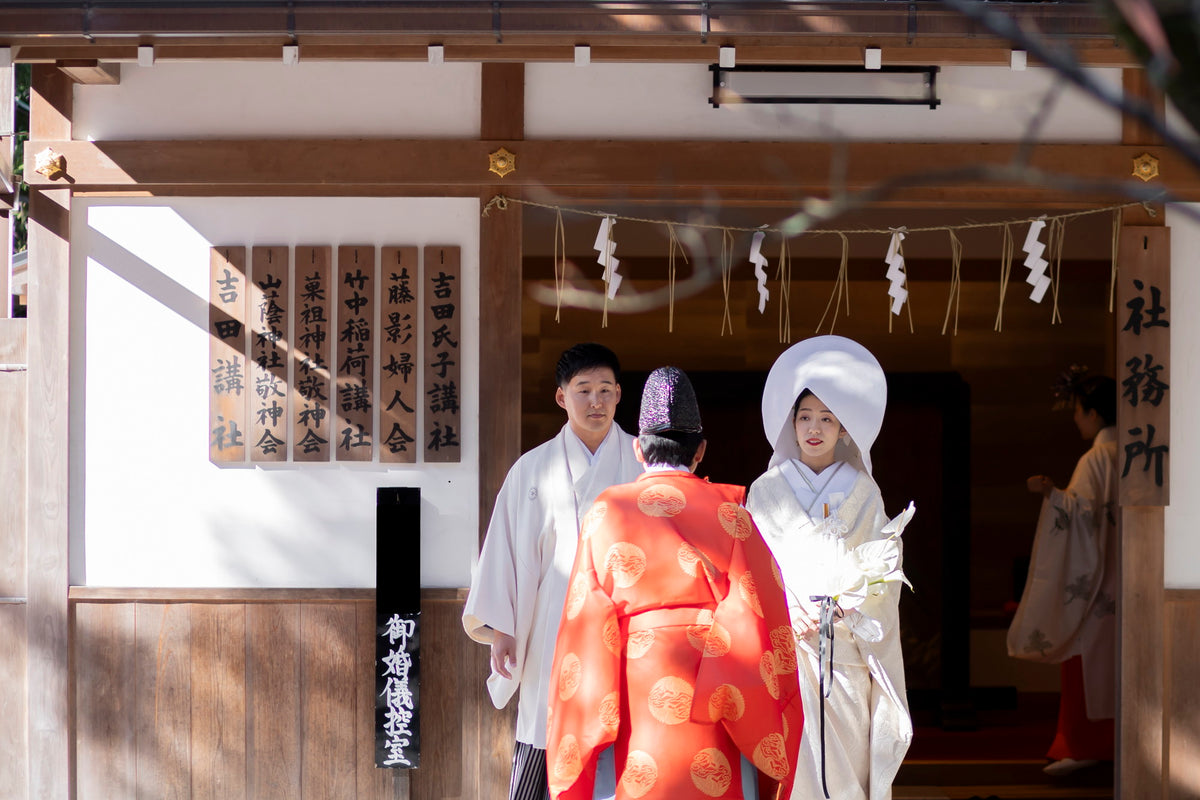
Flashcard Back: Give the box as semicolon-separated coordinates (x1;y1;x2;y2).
558;653;582;701
707;683;746;722
686;617;731;657
581;501;608;539
759;651;780;699
752;732;790;781
717;502;754;540
604;542;647;588
602;615;622;655
676;542;702;577
626;630;655;658
647;675;694;725
771;558;784;589
769;626;798;674
637;484;687;517
621;751;659;798
554;734;584;783
690;748;733;797
738;571;764;617
599;691;621;734
565;573;589;620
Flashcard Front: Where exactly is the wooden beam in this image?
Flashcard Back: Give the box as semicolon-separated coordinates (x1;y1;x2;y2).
1121;508;1165;798
6;40;1140;67
0;318;27;800
55;60;120;86
26;63;72;800
22;139;1199;204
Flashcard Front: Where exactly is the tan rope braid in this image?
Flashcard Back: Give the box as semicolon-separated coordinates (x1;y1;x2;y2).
817;233;851;334
480;195;509;217
942;229;964;336
777;235;793;343
553;208;566;323
995;223;1015;333
1048;217;1066;325
484;194;1157;236
1110;207;1123;313
667;223;688;334
720;228;735;336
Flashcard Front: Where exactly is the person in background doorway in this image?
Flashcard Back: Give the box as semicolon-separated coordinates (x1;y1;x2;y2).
747;335;915;800
463;343;643;800
1009;366;1118;777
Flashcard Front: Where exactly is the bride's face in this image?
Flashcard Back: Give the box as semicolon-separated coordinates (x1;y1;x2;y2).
792;392;845;471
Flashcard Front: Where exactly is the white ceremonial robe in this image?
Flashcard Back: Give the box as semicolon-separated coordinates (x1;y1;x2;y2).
462;423;642;748
748;463;912;800
1007;426;1119;720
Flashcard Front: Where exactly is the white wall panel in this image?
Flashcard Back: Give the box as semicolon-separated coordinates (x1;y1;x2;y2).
74;62;481;140
1166;203;1200;587
526;63;1122;142
71;197;479;588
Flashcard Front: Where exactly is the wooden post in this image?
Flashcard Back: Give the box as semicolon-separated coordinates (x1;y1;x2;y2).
1;62;13;317
1117;225;1168;799
473;61;524;800
26;63;72;800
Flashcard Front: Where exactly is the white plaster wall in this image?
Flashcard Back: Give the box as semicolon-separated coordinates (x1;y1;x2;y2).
526;63;1123;141
70;197;479;588
1166;203;1200;587
73;62;481;140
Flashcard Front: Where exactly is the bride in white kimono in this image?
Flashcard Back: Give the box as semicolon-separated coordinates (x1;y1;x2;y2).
746;336;914;800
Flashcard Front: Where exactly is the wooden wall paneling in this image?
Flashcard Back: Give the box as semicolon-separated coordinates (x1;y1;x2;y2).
74;601;136;800
190;603;248;800
1166;593;1200;800
300;603;358;799
293;246;333;462
336;245;376;461
1121;506;1165;799
423;246;462;463
249;246;290;462
246;603;303;800
355;601;407;800
409;591;468;800
379;247;419;463
0;319;26;596
134;603;192;800
26;62;72;800
209;246;249;463
0;603;28;800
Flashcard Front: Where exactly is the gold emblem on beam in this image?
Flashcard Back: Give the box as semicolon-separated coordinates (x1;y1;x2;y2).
1132;152;1159;182
34;148;68;180
489;147;516;178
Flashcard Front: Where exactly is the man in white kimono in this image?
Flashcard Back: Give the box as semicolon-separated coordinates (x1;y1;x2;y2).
463;343;642;800
1009;372;1118;777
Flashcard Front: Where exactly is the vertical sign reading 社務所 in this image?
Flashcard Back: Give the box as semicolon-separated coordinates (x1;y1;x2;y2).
1117;227;1171;506
293;246;333;462
380;247;419;463
424;246;461;463
209;247;248;463
250;246;290;462
336;246;376;461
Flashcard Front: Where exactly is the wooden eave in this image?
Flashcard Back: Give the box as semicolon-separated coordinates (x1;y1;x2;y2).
0;0;1134;67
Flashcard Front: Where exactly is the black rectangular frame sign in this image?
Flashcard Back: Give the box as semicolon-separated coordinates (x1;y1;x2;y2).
375;487;421;768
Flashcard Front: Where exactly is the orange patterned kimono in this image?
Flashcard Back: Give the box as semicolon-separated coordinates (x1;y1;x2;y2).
547;471;803;800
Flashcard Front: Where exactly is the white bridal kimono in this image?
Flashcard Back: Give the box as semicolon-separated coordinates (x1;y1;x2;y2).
462;423;642;748
748;461;912;800
1007;426;1119;720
